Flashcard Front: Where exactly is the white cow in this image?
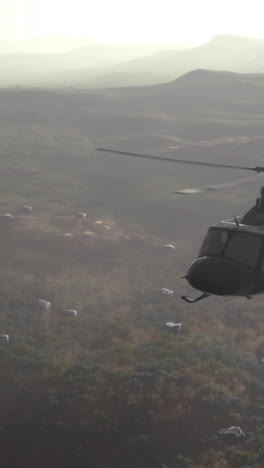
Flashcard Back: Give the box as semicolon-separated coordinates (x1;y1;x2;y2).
163;244;175;251
76;212;86;219
63;309;78;317
219;426;245;437
38;299;51;311
22;205;32;213
0;334;9;344
166;322;182;332
161;288;174;296
2;213;15;221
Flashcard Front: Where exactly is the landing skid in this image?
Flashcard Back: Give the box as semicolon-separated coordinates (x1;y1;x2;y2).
181;293;210;303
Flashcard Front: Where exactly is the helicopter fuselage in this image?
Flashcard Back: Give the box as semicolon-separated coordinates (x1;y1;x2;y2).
185;217;264;299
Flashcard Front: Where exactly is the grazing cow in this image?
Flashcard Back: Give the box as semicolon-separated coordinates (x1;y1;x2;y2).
62;309;78;317
0;334;9;344
2;213;15;221
76;212;86;219
166;322;182;332
38;299;51;311
22;205;32;213
161;288;174;296
0;214;15;231
219;426;245;437
163;244;175;251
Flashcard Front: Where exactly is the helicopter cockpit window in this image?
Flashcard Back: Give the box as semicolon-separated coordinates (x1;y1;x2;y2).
199;228;228;256
224;233;262;269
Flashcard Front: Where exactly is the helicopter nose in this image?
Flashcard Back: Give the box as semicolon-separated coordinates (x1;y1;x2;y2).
186;257;257;296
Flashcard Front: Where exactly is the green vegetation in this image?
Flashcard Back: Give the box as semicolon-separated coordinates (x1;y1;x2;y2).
2;225;264;468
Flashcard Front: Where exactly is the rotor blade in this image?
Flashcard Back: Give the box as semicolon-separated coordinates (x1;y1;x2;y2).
96;148;264;173
172;173;264;195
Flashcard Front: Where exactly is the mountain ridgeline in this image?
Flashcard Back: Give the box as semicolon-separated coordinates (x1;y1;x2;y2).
2;34;264;88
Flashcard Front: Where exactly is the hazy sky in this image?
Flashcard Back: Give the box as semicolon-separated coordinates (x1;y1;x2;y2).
2;0;264;44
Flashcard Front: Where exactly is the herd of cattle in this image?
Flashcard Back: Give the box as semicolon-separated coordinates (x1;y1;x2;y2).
0;207;180;344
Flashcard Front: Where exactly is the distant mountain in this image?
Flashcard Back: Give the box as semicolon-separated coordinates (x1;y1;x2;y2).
0;40;189;87
170;69;242;87
38;35;264;89
169;68;264;88
114;35;264;78
2;34;264;88
164;69;264;102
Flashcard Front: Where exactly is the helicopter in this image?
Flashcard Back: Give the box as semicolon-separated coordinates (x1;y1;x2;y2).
97;147;264;303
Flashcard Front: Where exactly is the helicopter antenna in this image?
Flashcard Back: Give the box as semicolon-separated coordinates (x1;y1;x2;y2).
234;215;240;227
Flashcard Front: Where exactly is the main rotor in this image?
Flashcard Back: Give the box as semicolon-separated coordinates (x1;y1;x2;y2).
96;147;264;194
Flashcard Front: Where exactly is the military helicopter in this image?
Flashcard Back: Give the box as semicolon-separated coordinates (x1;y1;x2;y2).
97;147;264;303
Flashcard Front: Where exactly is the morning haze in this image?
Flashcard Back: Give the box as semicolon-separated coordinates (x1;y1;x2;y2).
0;34;264;88
2;0;264;466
